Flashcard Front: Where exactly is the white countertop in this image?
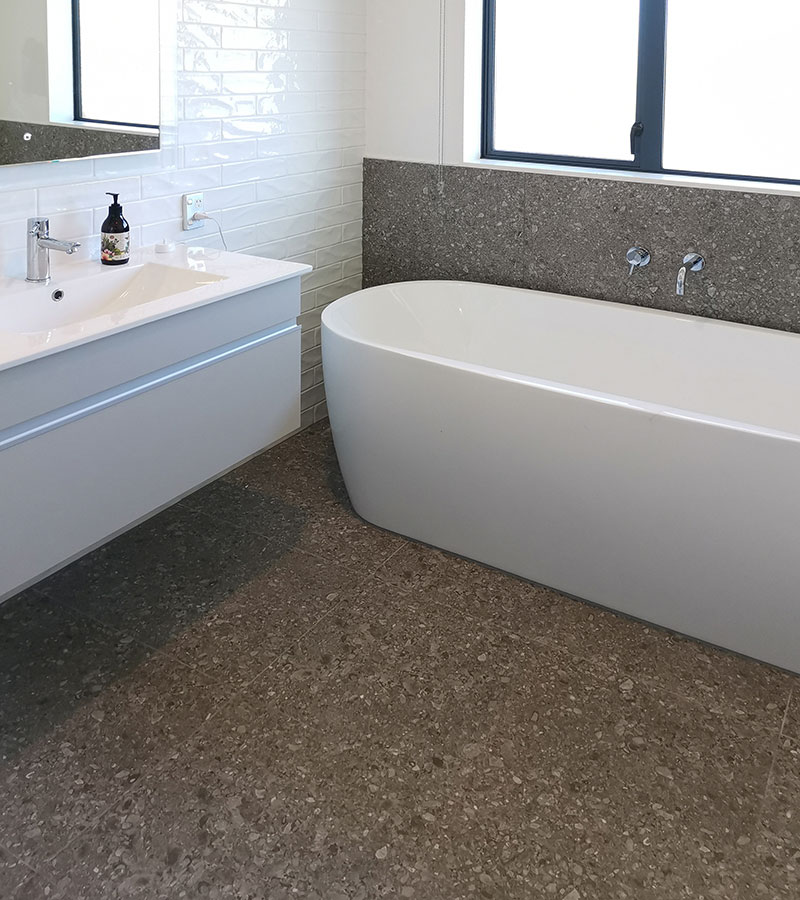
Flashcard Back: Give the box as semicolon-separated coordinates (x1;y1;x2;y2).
0;246;311;373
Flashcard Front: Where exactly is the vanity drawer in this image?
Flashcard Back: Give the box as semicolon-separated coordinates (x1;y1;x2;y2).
0;325;300;601
0;277;299;433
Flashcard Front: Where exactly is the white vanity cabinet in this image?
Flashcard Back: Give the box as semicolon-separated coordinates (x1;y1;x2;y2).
0;248;309;601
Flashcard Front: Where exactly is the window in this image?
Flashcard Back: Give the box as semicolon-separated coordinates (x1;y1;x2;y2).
72;0;160;129
482;0;800;185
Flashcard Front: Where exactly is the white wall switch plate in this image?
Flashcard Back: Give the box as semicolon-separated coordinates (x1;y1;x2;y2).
183;192;205;230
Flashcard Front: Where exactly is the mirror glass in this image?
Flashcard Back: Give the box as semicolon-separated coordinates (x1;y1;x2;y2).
0;0;161;167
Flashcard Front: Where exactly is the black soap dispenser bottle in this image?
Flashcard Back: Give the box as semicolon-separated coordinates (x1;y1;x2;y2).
101;193;130;266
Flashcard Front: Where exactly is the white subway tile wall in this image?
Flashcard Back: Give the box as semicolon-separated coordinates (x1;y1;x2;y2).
0;0;366;427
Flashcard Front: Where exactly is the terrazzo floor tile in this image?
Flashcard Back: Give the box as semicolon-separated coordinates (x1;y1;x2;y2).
160;546;368;685
0;845;36;898
0;592;152;763
376;542;796;730
8;873;48;900
33;498;308;656
265;579;775;899
2;422;796;899
0;641;225;868
210;435;407;570
732;737;800;899
260;420;333;464
39;578;777;900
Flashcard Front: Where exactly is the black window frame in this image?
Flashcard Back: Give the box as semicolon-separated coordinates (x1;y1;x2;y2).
481;0;800;187
71;0;159;131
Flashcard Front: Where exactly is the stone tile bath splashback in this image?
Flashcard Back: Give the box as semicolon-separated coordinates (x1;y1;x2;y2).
363;158;800;333
0;1;367;427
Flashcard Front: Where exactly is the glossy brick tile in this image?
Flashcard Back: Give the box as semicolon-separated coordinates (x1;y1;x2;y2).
0;5;365;427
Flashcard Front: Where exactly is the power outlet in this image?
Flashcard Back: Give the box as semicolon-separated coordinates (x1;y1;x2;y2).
182;192;205;230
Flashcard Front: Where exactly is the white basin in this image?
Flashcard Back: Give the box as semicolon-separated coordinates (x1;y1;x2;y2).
0;245;311;373
1;263;227;333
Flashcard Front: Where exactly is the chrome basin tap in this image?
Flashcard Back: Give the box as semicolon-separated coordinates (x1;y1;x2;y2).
27;217;81;284
676;252;705;296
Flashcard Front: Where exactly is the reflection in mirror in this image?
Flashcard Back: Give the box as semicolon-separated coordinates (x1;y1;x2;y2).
0;0;161;167
74;0;160;128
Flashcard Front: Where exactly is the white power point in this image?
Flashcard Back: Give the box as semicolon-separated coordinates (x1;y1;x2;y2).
183;192;205;230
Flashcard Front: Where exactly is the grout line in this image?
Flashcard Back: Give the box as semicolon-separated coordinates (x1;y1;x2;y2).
366;542;406;578
0;842;40;884
778;687;793;739
228;541;407;694
738;696;788;900
735;687;799;897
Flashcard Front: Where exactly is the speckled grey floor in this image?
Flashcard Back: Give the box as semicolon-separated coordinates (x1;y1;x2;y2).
1;423;798;899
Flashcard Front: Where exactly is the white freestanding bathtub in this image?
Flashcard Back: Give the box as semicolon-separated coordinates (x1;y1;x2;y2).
322;280;800;672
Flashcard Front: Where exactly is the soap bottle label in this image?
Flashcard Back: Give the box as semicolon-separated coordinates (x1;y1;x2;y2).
101;232;130;263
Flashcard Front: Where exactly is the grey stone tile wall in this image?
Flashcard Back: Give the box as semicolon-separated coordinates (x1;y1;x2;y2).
363;158;800;333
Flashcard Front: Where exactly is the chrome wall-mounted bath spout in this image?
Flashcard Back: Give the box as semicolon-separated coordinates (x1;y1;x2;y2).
676;252;705;296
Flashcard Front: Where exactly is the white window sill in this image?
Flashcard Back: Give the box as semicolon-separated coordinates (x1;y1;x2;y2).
461;155;800;198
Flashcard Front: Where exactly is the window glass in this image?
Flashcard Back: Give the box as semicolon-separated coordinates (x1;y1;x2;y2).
663;0;800;181
492;0;640;161
76;0;160;127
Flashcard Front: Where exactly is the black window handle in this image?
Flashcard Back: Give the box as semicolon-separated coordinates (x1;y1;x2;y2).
630;121;644;155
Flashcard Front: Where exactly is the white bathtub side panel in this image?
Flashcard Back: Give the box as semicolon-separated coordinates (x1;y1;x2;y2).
324;333;800;672
0;329;300;600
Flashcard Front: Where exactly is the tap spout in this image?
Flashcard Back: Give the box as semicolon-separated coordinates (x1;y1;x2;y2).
676;253;704;296
36;237;81;255
26;217;82;283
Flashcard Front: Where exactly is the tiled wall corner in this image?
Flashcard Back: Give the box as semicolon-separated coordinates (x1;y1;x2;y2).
0;0;367;428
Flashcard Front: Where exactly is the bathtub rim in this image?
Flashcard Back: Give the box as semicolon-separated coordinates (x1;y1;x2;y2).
322;280;800;444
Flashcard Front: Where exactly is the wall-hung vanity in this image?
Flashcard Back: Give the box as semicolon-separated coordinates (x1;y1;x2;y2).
0;1;311;599
0;247;310;601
